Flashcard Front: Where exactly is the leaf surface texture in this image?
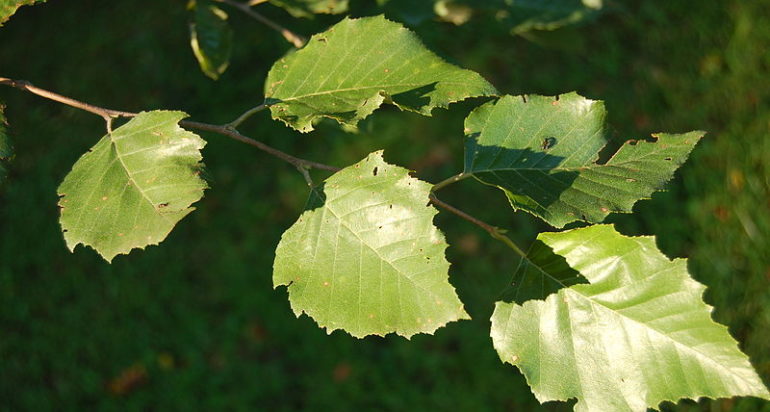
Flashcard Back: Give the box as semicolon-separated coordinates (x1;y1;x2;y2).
58;111;207;262
464;93;703;227
491;225;770;412
0;0;45;26
274;151;469;338
265;15;497;132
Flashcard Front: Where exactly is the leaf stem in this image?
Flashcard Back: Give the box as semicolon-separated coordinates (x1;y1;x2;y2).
215;0;306;48
226;103;267;129
0;77;527;258
428;194;527;258
0;77;132;131
431;172;471;192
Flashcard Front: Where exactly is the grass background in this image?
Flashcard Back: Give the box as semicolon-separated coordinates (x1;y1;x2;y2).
1;0;768;410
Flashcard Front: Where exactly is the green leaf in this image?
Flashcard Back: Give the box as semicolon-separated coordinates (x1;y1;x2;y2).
464;93;703;228
490;0;604;34
500;239;585;304
274;151;469;338
189;0;233;80
491;225;770;412
269;0;348;18
376;0;603;32
264;15;497;132
58;111;207;262
0;0;45;26
0;102;11;182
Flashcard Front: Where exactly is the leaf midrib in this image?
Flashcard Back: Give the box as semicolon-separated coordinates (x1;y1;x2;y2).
110;129;170;215
565;282;747;383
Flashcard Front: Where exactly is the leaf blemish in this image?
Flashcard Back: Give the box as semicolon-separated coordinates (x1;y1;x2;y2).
372;167;378;176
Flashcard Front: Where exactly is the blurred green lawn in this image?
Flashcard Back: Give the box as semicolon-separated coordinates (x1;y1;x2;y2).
1;0;768;410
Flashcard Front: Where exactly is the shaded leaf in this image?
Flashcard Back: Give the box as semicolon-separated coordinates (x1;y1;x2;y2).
269;0;348;18
500;239;584;304
58;111;207;262
0;0;45;26
490;0;604;34
376;0;603;32
265;15;497;132
464;93;703;227
491;225;770;412
274;151;469;338
0;102;11;182
189;0;233;80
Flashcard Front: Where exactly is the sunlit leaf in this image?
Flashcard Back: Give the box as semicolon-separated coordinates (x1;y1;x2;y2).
58;111;207;262
491;225;770;412
265;15;497;132
464;93;703;227
269;0;348;18
0;0;45;26
189;0;233;80
274;151;469;338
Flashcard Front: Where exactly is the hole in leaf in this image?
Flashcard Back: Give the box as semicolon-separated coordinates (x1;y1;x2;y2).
373;167;378;176
541;137;557;150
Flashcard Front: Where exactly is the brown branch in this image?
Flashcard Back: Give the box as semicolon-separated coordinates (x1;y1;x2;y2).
216;0;306;48
180;120;339;172
429;195;527;258
0;77;527;257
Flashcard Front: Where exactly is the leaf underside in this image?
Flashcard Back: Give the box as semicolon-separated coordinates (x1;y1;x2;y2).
491;225;770;412
269;0;348;18
464;93;703;228
273;151;469;338
0;0;45;26
189;0;233;80
58;111;207;262
0;103;11;182
264;15;497;132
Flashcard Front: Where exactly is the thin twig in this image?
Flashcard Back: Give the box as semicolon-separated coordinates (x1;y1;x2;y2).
0;77;529;257
226;103;267;129
180;120;340;172
431;172;471;192
0;77;133;131
296;164;315;187
429;195;528;258
216;0;306;48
